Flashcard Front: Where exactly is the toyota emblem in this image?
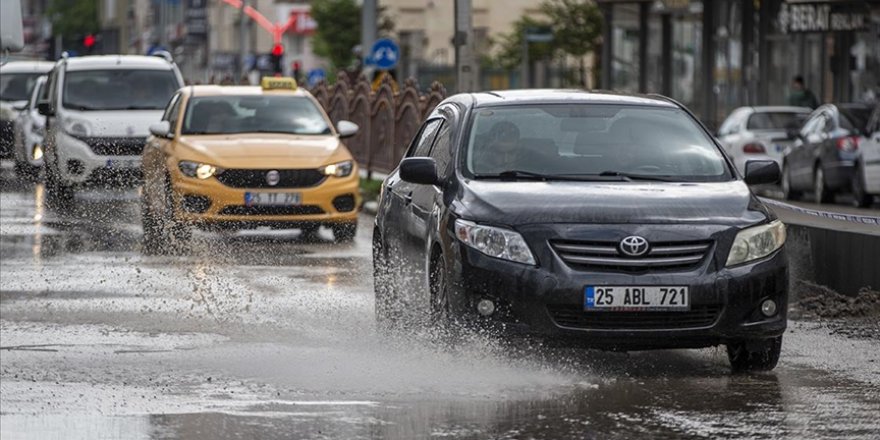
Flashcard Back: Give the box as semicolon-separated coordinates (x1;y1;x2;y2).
619;236;649;257
266;170;281;186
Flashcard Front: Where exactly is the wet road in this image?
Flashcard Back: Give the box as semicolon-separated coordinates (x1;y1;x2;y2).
1;173;879;440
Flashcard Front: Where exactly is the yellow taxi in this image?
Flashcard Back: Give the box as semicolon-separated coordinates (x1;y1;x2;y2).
141;77;361;251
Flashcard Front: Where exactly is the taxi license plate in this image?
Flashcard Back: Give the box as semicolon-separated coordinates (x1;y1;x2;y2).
245;192;301;206
105;158;140;169
585;286;689;310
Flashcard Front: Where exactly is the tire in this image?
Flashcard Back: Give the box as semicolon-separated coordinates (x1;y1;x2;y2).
158;175;191;247
429;250;452;328
852;163;873;208
332;222;357;242
781;163;801;201
727;336;783;372
299;224;321;242
141;196;164;255
44;164;74;211
813;166;834;204
373;231;401;333
13;161;40;182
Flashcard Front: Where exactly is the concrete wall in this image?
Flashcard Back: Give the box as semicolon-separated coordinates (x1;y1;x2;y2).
786;224;880;296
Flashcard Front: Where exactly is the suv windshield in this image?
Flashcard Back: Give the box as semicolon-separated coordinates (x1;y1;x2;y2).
181;95;332;135
62;69;179;111
465;104;732;182
0;73;43;102
747;112;808;130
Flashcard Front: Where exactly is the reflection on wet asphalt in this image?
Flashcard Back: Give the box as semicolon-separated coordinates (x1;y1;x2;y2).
1;175;879;440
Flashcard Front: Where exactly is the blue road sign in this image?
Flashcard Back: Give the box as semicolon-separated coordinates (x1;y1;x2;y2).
368;38;399;70
307;68;326;87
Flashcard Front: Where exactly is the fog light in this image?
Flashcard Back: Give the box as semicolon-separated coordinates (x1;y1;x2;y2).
32;145;43;160
476;299;495;316
761;299;777;317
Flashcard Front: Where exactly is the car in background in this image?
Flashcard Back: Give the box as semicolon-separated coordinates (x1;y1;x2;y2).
140;77;361;253
0;60;54;164
781;103;873;204
374;90;789;372
852;103;880;207
11;75;47;180
716;106;811;176
39;54;184;209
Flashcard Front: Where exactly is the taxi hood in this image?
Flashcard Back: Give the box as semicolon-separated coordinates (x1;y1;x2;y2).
177;134;348;168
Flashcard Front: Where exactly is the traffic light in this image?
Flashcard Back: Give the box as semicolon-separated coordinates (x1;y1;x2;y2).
270;44;284;75
292;60;301;81
83;34;96;54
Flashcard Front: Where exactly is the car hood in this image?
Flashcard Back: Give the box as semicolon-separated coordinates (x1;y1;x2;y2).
63;109;164;137
176;134;349;169
458;180;770;226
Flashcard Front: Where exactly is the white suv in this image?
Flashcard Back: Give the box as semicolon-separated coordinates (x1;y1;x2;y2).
39;54;184;208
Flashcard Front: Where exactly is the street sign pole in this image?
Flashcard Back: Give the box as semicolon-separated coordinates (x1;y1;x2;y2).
361;0;377;72
454;0;477;92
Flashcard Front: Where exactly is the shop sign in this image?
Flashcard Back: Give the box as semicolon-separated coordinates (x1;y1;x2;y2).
777;1;870;34
186;0;208;38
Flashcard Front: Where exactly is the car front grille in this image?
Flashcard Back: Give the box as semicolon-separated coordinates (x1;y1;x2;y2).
550;239;713;272
218;205;325;216
216;169;326;189
79;136;146;156
547;304;722;330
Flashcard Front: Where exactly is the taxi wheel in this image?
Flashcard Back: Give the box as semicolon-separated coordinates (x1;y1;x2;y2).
727;336;782;372
332;222;357;242
141;198;164;255
159;175;191;244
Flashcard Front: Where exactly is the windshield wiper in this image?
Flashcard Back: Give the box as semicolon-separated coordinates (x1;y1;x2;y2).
597;171;678;182
474;170;629;182
123;105;162;110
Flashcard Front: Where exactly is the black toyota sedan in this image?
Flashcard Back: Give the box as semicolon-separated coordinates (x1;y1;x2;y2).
373;90;788;372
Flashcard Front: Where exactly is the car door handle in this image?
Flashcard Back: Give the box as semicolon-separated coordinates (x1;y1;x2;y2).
403;192;413;205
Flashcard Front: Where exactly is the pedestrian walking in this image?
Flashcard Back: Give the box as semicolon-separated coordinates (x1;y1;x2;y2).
787;75;819;109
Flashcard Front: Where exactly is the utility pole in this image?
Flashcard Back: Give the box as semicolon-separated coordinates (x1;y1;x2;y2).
454;0;477;92
361;0;377;74
238;0;248;83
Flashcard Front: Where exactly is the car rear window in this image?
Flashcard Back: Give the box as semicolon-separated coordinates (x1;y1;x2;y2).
746;112;809;130
465;104;732;182
839;108;870;132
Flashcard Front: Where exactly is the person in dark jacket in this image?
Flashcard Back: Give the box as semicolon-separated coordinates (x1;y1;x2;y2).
787;75;819;109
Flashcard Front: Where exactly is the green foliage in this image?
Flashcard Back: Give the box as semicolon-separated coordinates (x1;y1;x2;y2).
490;16;555;70
47;0;99;37
311;0;362;71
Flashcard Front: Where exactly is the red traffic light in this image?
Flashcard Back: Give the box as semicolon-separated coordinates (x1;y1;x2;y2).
271;44;284;57
83;34;96;48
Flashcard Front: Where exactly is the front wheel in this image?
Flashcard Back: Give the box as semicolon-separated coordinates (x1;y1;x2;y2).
852;164;873;208
373;231;401;333
781;164;801;200
332;222;357;242
813;166;834;204
726;336;782;372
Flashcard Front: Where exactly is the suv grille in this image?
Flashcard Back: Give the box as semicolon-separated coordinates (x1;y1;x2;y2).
216;169;326;189
547;304;722;330
80;136;146;156
551;239;712;272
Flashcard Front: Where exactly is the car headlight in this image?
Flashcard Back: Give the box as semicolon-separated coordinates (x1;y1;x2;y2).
454;219;536;265
320;160;353;177
63;118;92;137
179;161;224;179
726;220;786;267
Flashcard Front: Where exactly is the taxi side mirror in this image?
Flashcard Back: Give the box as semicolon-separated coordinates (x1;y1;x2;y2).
149;121;173;139
337;120;359;139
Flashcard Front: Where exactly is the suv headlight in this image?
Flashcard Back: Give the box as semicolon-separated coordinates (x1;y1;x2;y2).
726;220;786;267
320;160;353;177
179;161;224;179
454;219;536;265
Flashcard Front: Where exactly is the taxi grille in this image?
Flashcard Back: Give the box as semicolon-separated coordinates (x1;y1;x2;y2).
547;304;722;330
219;205;325;216
550;239;713;273
79;136;146;156
216;169;326;189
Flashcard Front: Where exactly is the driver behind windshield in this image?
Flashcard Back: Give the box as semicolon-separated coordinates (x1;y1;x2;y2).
473;121;521;174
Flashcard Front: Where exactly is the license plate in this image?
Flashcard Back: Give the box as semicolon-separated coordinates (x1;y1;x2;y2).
774;144;784;153
105;158;140;168
585;286;689;310
244;192;301;206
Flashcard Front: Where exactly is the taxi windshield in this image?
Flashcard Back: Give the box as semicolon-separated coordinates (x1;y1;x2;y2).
62;69;179;111
465;104;732;182
181;95;332;136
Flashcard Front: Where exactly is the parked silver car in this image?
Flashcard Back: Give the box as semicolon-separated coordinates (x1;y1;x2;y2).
716;106;811;176
853;103;880;207
12;75;47;180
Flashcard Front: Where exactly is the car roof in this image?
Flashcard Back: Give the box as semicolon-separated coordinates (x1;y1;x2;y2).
183;85;311;98
0;60;55;73
467;89;679;108
63;55;175;71
746;106;812;113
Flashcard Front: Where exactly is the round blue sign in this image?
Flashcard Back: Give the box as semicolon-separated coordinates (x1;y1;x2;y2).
307;68;326;87
368;38;400;70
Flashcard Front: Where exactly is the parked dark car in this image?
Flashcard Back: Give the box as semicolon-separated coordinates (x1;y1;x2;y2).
373;90;789;372
781;103;873;204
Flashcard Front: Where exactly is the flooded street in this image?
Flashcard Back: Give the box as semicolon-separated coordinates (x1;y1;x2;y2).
1;176;878;440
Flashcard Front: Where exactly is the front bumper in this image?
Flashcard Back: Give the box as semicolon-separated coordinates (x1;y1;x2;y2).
172;171;361;228
447;226;788;349
54;131;142;186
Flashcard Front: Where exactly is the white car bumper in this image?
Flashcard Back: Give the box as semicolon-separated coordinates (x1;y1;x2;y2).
55;131;143;185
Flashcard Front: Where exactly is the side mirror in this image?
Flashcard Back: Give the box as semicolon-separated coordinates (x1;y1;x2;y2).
149;121;173;138
37;102;54;116
399;157;439;186
744;160;780;185
337;120;359;139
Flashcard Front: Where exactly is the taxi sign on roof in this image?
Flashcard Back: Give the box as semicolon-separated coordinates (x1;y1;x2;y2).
261;77;298;91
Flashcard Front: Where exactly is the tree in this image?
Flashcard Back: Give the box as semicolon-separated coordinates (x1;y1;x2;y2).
311;0;361;72
47;0;99;37
491;16;555;71
540;0;603;88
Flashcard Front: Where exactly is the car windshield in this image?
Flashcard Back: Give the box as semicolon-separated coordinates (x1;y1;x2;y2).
465;104;732;182
181;95;332;135
746;112;809;130
839;107;871;132
0;73;43;102
62;69;179;111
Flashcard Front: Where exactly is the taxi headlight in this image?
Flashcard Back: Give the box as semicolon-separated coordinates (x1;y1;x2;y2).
454;219;536;265
179;161;224;180
726;220;786;267
320;160;354;177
